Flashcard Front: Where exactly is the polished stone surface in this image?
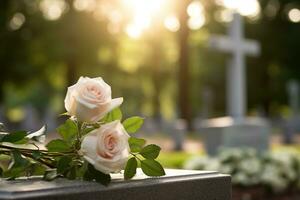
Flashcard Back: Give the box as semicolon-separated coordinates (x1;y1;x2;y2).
0;169;231;200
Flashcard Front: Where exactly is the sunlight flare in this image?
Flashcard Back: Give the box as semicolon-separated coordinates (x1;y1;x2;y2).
217;0;260;17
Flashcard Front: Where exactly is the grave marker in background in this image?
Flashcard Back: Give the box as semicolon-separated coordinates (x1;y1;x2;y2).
209;12;260;120
162;119;187;151
199;12;270;155
283;80;300;144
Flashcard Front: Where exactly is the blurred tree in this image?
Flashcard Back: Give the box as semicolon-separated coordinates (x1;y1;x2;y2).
178;0;192;127
0;0;300;125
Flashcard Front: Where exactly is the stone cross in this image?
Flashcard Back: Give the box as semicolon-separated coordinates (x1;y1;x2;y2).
209;12;260;120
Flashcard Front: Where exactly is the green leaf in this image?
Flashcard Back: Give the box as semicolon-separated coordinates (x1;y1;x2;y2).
83;169;93;181
87;164;111;186
32;151;42;160
82;124;100;136
14;138;29;144
128;137;146;153
102;108;122;123
57;156;72;174
43;170;58;181
124;157;137;180
123;117;144;133
6;150;30;178
140;144;161;159
59;112;69;116
11;150;30;168
27;163;46;176
0;133;5;141
67;166;77;180
0;122;4;131
1;131;27;143
57;119;77;142
46;139;72;152
141;159;165;177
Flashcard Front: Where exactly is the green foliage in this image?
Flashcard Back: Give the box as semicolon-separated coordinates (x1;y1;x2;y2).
57;156;72;174
124;157;137;180
126;141;164;179
1;131;27;143
102;108;122;123
128;137;146;152
57;119;77;142
5;150;30;178
140;144;161;159
157;152;198;169
141;159;165;177
85;164;111;186
32;151;42;160
43;170;58;181
81;124;99;136
123;117;144;133
46;139;72;152
67;166;77;180
0;110;165;185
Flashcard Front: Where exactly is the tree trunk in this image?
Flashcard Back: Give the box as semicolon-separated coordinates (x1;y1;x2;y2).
178;0;192;129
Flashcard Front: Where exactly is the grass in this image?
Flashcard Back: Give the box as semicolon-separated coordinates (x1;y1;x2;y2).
157;151;203;169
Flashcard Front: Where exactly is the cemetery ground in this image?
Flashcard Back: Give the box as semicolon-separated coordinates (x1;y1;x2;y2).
149;134;300;167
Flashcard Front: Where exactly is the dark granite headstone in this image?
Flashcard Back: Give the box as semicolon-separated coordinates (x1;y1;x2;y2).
0;169;231;200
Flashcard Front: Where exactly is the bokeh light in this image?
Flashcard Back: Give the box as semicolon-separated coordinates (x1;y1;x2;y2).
125;23;142;39
9;13;25;31
73;0;96;12
216;0;260;17
39;0;68;21
214;9;233;23
187;1;206;30
164;15;180;32
288;8;300;23
187;1;203;17
121;0;170;38
264;0;280;18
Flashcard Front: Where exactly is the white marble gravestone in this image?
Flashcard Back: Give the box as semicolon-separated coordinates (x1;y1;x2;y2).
199;12;270;155
0;169;231;200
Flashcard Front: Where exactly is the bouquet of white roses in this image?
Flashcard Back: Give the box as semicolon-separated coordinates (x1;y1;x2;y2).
0;77;165;185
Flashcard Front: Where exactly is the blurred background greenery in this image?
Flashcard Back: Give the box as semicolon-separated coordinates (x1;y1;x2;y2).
1;0;300;130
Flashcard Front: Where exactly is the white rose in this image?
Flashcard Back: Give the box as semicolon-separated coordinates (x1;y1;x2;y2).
80;120;130;174
64;77;123;123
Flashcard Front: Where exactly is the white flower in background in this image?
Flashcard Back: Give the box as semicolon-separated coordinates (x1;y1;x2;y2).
270;151;298;181
184;156;210;170
184;148;300;192
271;151;294;166
205;158;221;171
219;164;233;174
232;172;248;185
260;164;288;192
80;120;130;174
64;77;123;123
238;158;261;175
218;148;244;162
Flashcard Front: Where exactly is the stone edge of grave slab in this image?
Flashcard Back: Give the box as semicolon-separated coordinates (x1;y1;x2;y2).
0;169;231;200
